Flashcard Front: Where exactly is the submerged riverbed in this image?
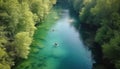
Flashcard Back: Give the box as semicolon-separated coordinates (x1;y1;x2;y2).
14;9;93;69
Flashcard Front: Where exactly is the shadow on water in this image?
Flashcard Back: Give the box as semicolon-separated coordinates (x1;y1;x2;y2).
56;9;93;69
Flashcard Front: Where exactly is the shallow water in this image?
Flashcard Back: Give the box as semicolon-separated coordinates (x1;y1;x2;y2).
15;9;93;69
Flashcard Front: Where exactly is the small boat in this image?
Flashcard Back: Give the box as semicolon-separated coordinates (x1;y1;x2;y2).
69;19;74;23
54;42;59;47
52;29;55;32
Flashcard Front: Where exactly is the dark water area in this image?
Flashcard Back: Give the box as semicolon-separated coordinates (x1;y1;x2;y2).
14;8;94;69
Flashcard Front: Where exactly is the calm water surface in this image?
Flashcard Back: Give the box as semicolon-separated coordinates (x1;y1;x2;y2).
15;9;93;69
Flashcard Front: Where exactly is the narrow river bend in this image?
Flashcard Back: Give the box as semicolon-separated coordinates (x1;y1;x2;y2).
15;9;93;69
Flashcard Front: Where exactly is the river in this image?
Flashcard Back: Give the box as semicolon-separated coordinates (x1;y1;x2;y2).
15;9;93;69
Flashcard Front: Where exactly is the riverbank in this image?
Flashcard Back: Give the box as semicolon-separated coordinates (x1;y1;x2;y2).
13;8;93;69
13;9;59;69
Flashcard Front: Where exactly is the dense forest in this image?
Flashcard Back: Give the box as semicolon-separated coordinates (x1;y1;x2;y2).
66;0;120;69
0;0;120;69
0;0;56;69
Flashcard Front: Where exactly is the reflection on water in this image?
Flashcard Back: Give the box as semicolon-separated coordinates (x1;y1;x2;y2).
15;9;93;69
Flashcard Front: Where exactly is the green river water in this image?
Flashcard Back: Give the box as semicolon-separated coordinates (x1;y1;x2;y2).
14;9;93;69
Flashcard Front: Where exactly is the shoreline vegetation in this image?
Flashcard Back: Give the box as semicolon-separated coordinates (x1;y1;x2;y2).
0;0;56;69
14;8;59;69
0;0;120;69
61;0;120;69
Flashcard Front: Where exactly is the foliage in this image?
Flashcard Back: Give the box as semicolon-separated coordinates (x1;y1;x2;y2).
14;32;32;59
15;9;59;69
68;0;120;69
0;0;56;69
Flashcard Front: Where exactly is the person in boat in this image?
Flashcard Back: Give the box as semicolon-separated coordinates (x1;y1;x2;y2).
54;42;59;47
52;29;55;32
69;19;74;23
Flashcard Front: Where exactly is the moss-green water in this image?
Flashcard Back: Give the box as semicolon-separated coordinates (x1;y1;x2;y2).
14;9;60;69
14;9;93;69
